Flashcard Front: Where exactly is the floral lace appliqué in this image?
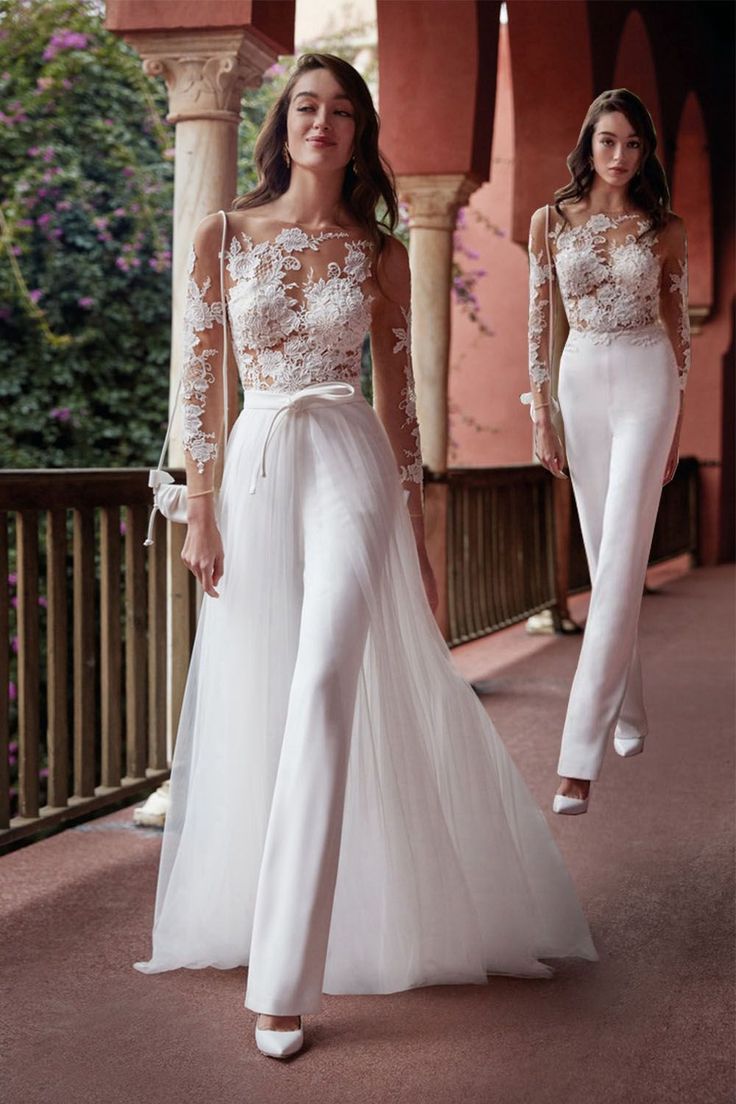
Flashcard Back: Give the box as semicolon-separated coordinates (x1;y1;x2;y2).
528;250;554;387
553;214;660;335
181;245;224;473
225;230;373;393
393;307;423;486
669;260;691;389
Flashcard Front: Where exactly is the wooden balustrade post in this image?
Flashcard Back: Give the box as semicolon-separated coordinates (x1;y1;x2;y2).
147;515;167;771
73;509;96;798
125;505;148;780
46;508;69;808
17;510;40;819
100;506;122;789
0;514;9;829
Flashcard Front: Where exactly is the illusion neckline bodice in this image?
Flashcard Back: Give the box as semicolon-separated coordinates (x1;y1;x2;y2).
554;209;652;237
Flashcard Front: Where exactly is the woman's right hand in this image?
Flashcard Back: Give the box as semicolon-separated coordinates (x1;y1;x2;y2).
534;415;568;479
181;498;224;597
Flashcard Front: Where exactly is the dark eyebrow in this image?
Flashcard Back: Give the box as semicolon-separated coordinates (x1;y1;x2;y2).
294;90;352;102
597;129;639;139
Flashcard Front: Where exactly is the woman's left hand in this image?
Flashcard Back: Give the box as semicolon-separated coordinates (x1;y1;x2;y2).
663;427;681;485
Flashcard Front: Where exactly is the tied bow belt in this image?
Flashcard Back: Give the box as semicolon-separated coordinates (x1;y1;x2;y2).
246;381;363;494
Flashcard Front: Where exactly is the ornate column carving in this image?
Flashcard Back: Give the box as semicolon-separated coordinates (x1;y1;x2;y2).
397;173;480;474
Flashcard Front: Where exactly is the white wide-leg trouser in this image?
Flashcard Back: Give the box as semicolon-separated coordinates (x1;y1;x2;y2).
244;397;379;1016
557;325;680;781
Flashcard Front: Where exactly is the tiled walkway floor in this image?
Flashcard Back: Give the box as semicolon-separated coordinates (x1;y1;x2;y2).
1;564;733;1104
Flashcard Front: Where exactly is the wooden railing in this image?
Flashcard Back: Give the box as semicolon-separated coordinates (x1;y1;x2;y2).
441;457;700;647
443;465;556;645
0;469;194;852
0;458;700;848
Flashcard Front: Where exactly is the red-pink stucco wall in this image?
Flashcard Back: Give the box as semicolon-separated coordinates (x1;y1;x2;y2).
448;22;532;468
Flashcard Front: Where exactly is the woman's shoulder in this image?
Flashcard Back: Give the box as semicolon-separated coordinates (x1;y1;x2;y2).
657;211;687;253
530;202;574;235
373;232;410;302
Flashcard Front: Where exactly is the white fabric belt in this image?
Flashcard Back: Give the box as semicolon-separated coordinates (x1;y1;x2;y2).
568;322;665;339
244;382;363;494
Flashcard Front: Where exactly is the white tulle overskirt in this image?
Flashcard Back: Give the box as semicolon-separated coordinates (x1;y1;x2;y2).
135;389;597;1002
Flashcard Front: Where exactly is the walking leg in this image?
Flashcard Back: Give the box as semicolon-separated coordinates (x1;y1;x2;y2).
245;488;375;1015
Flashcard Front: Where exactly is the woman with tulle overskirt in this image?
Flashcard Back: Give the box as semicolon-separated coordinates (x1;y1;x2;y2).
135;53;597;1059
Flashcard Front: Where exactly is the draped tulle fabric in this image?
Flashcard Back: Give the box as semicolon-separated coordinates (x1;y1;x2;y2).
135;394;597;989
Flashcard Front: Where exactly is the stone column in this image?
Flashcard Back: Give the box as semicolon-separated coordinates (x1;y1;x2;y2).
118;31;277;815
396;173;480;474
133;30;274;458
397;173;479;639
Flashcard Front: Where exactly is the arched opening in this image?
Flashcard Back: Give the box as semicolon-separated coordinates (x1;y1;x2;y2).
612;10;663;153
671;91;713;332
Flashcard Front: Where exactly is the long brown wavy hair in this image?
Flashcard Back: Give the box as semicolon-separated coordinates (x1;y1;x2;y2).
554;89;671;230
233;53;398;263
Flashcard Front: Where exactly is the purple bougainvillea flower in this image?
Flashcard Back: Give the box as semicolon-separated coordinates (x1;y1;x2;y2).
7;572;16;586
77;296;94;309
28;288;44;303
42;29;90;62
11;634;18;652
37;212;52;226
50;406;72;423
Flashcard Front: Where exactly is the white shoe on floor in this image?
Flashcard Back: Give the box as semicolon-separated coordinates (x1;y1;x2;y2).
613;734;645;758
133;781;170;828
255;1018;304;1058
552;794;589;816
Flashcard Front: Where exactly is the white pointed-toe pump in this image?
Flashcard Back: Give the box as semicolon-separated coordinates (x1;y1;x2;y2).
613;734;645;757
255;1017;304;1059
552;793;589;815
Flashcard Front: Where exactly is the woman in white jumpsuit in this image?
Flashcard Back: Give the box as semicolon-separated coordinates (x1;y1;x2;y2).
136;53;597;1057
525;89;690;816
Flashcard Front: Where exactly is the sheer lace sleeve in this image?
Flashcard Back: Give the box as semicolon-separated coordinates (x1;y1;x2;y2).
522;205;556;421
371;237;424;519
659;215;690;393
181;213;226;492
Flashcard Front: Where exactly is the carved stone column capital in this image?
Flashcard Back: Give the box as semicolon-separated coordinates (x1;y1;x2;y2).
397;173;482;230
125;29;275;124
